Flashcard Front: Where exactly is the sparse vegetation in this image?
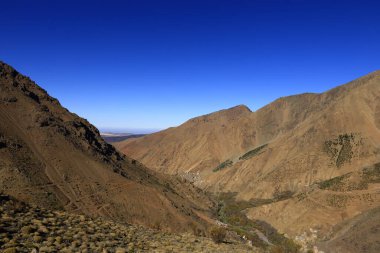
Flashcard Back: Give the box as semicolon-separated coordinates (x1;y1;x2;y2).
326;195;349;208
248;191;295;208
362;163;380;183
209;226;226;243
273;190;294;201
295;192;307;201
269;243;301;253
216;192;300;252
213;159;233;172
188;222;205;237
0;195;252;252
318;163;380;192
239;144;268;160
318;174;350;191
323;133;360;167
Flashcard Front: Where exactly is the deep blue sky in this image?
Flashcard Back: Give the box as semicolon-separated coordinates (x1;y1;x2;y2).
1;0;379;133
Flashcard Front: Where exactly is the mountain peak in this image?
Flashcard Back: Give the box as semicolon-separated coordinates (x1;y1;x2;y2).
227;104;252;113
185;104;252;125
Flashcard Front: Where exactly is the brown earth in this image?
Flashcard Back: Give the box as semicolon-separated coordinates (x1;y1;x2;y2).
117;71;380;240
0;61;216;233
317;205;380;253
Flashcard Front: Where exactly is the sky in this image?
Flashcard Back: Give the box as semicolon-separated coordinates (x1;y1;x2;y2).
1;0;379;133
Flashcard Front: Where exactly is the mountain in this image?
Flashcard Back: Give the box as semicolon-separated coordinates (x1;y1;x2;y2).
101;132;145;143
116;104;254;175
317;204;380;253
117;71;380;241
0;61;215;233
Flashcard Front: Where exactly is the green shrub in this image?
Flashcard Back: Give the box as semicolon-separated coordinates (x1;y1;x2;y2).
216;192;300;251
362;163;380;183
273;190;294;201
323;133;357;167
213;159;233;172
239;144;268;160
318;174;350;191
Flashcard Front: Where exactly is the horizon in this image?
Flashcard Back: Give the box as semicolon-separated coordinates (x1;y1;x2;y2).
49;68;380;135
1;0;379;131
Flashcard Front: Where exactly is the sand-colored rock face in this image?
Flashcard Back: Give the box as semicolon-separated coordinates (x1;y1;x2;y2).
0;62;214;233
118;71;380;236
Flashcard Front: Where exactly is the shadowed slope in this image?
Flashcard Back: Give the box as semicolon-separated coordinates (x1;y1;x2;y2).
0;61;214;232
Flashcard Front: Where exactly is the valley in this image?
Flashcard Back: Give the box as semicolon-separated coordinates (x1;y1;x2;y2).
2;1;379;252
116;70;380;252
1;61;379;252
0;62;297;252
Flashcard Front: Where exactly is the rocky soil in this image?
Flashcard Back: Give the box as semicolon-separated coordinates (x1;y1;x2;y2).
0;195;255;253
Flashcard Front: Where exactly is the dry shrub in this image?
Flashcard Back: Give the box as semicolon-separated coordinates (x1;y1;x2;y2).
151;221;161;230
189;222;205;237
209;226;226;244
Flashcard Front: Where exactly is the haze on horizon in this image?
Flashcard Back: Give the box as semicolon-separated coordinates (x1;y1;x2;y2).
1;0;379;132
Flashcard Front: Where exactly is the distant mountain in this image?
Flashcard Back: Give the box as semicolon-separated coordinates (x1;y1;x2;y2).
101;132;145;143
0;61;214;232
101;132;133;136
117;70;380;244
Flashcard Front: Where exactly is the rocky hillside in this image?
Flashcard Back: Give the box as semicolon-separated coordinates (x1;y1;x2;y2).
117;71;380;239
317;205;380;253
0;195;255;253
0;61;214;233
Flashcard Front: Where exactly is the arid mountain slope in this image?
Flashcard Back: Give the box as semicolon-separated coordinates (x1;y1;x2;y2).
317;205;380;253
0;61;214;233
117;105;254;175
117;71;380;237
0;195;254;253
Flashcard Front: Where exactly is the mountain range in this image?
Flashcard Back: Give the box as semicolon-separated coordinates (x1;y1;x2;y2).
1;61;379;252
116;70;380;245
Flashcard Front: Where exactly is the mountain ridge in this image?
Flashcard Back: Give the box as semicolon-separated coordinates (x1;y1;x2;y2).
0;61;216;233
117;70;380;240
